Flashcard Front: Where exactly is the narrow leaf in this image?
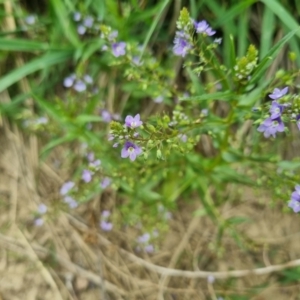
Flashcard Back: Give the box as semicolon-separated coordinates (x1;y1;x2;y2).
0;50;73;92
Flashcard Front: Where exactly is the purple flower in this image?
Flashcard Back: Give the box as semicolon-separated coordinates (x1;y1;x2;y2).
77;24;86;35
205;27;216;36
289;199;300;213
101;177;111;189
60;181;75;195
269;87;288;100
201;109;208;116
34;218;44;226
100;220;113;231
194;20;216;36
173;31;192;57
108;134;114;141
37;204;47;214
207;275;215;284
64;196;78;209
83;16;94;28
101;210;111;219
269;101;284;119
101;110;112;123
63;74;76;88
289;185;300;213
296;115;300;131
74;80;86;92
89;159;101;168
178;134;187;142
137;233;150;244
132;56;143;66
108;30;118;41
257;117;285;138
73;12;81;22
87;152;95;162
25;15;36;25
83;74;93;84
82;169;93;183
102;45;108;51
112;42;126;57
194;20;209;33
121;141;142;161
153;95;164;103
35;117;48;125
144;244;154;253
291;185;300;201
125;114;143;128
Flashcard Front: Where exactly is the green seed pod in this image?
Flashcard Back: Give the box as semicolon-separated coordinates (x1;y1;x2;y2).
147;124;156;132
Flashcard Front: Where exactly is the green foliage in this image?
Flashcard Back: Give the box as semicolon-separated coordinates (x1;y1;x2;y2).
1;0;300;296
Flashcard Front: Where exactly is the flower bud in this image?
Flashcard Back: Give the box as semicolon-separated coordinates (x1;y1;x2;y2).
156;149;162;159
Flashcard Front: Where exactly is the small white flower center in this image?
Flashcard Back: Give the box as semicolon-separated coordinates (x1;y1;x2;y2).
271;121;278;127
128;147;134;153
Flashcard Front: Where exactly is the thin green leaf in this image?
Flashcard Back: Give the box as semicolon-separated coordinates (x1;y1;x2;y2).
238;79;271;107
214;0;256;28
213;165;255;185
41;134;76;158
75;115;103;124
229;34;236;69
185;67;205;95
140;0;170;57
0;50;73;93
0;38;49;52
50;0;80;47
237;10;248;57
81;39;104;62
92;0;106;20
260;7;275;59
261;0;300;38
260;0;300;62
249;28;299;85
277;160;300;171
181;91;233;102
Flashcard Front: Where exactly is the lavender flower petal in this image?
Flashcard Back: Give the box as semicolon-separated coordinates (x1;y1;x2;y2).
112;42;126;57
37;204;47;214
269;87;289;100
82;169;92;183
60;181;75;195
100;220;113;231
34;218;44;226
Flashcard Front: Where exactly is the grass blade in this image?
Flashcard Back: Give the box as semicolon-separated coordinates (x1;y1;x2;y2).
140;0;170;57
50;0;80;47
260;6;275;60
182;91;233;102
249;28;299;85
0;50;74;93
0;38;49;52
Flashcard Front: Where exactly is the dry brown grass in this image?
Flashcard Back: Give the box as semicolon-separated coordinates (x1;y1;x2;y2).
1;118;300;300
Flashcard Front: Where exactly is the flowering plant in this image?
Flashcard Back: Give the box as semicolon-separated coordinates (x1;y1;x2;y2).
3;1;300;298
